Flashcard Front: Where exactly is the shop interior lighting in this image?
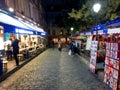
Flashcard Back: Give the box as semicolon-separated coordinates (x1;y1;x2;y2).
22;15;25;18
0;30;3;34
8;8;14;12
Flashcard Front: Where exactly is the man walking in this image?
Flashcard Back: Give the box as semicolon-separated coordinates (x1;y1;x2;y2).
11;36;19;66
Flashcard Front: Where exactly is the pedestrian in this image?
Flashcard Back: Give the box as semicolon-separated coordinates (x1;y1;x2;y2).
68;39;73;55
4;38;12;61
51;40;55;49
72;41;80;55
58;39;62;51
11;36;20;66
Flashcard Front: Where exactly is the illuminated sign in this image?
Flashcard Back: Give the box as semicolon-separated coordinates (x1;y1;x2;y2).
41;32;46;36
15;28;33;34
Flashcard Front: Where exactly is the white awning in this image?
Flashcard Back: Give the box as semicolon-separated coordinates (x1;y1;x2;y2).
0;11;45;33
108;28;120;34
18;20;44;32
0;12;30;30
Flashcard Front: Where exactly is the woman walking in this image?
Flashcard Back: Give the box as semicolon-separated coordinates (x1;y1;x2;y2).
58;39;62;51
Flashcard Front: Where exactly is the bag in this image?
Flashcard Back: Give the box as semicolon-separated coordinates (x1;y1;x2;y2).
68;50;72;55
58;44;61;48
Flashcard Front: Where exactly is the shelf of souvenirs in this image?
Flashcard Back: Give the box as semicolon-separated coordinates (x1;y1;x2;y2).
106;42;120;51
104;63;120;72
106;50;120;60
104;71;119;82
104;71;119;90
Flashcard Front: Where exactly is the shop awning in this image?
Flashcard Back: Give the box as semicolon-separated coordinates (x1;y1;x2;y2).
108;28;120;34
0;12;31;30
0;11;45;33
18;20;44;32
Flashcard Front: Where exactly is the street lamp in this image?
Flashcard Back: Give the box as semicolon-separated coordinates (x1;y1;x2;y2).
70;27;74;37
70;27;74;31
93;3;101;40
93;3;101;13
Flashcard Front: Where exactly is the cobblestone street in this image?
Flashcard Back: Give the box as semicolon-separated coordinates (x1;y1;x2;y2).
0;48;111;90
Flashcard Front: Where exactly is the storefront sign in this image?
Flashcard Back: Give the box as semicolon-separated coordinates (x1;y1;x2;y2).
15;28;33;34
80;33;84;35
93;31;96;35
98;30;103;34
85;32;91;35
108;28;120;34
40;32;46;36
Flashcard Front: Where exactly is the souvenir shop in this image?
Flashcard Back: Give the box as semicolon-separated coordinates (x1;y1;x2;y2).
86;19;120;90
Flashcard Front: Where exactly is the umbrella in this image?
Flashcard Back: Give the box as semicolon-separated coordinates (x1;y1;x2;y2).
75;36;86;39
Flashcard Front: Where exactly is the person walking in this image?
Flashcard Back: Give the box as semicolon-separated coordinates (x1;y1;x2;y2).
58;39;62;51
51;40;55;49
68;39;73;55
72;41;80;55
11;36;20;66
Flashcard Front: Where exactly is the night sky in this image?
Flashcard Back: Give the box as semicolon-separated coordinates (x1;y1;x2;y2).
41;0;84;27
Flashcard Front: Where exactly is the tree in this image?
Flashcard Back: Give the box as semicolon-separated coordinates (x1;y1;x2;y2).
68;0;120;32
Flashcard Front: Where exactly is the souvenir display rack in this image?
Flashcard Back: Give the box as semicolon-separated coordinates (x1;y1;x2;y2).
89;41;98;73
104;42;120;90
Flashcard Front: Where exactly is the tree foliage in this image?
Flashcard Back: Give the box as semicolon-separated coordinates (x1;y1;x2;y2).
68;0;120;32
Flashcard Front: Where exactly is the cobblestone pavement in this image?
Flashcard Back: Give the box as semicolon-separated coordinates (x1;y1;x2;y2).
0;48;111;90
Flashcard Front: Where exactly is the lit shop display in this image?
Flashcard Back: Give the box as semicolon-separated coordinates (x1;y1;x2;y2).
89;41;98;73
104;42;120;90
0;26;4;50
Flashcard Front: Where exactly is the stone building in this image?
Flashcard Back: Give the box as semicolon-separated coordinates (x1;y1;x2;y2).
0;0;46;30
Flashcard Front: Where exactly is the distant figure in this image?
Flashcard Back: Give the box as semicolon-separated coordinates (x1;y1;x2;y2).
11;36;19;66
51;40;55;49
68;40;73;55
58;39;62;51
72;41;80;55
68;39;73;52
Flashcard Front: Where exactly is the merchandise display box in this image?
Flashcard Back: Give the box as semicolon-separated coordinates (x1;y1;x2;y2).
89;41;98;73
104;42;120;90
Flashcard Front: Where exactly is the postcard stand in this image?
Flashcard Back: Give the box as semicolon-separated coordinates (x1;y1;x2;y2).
104;42;120;90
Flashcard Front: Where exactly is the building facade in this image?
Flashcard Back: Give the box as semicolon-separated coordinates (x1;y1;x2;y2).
0;0;46;30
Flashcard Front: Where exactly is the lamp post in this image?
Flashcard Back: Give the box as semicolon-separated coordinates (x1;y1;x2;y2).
93;3;101;40
70;27;74;31
70;27;74;37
